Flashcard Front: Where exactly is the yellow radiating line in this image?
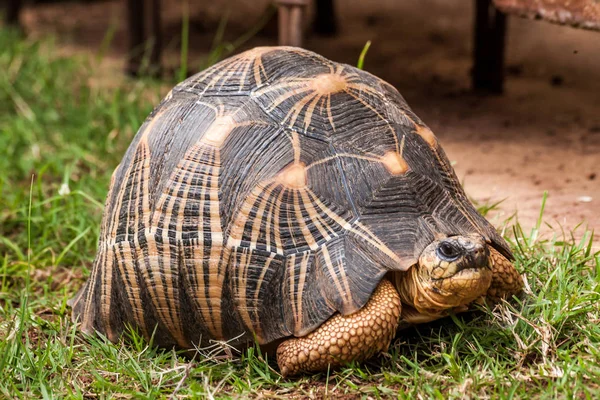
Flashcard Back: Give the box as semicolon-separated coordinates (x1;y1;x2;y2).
218;59;248;91
305;153;382;171
194;100;219;114
249;183;275;248
153;161;187;344
99;245;115;341
118;241;148;337
254;77;312;97
302;92;324;132
305;192;339;240
343;72;360;80
326;94;335;131
320;245;346;307
239;58;253;91
192;55;240;89
268;85;313;113
79;248;104;332
252;253;275;342
293;189;318;250
99;165;119;236
235;248;254;335
227;183;266;249
206;148;225;338
201;59;243;94
188;145;214;333
291;131;301;164
284;91;318;128
344;89;400;154
272;187;286;254
309;188;401;262
125;143;151;335
170;161;191;241
264;187;276;253
254;56;267;86
351;220;402;261
107;142;139;239
400;134;406;156
300;189;334;241
160;156;192;340
143;239;188;347
295;252;310;331
141;144;191;347
317;95;327;118
125;164;141;240
174;155;199;240
346;82;383;98
286;190;299;249
288;253;298;329
138;143;152;233
186;146;213;333
85;139;141;335
264;184;286;255
335;256;352;306
189;59;223;88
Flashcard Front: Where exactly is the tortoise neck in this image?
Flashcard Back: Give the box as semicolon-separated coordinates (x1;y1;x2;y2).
393;269;448;316
392;271;415;307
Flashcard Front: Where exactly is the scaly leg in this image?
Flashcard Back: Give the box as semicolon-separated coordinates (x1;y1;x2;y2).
276;279;401;377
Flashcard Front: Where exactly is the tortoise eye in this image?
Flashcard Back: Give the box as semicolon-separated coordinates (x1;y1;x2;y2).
436;241;461;262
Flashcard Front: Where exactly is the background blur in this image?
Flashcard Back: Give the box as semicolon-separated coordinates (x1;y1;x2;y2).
7;0;599;238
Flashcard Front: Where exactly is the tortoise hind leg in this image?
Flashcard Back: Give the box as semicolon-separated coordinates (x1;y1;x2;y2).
486;247;524;302
276;279;401;377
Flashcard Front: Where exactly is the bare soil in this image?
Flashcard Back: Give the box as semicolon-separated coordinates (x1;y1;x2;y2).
18;0;600;245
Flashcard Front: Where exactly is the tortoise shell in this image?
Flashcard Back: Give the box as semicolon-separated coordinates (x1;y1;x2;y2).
71;47;511;348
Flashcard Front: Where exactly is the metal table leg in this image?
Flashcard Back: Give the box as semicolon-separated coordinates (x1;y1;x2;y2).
473;0;507;94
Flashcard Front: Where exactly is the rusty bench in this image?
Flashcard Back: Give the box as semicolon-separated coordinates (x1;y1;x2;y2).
473;0;600;93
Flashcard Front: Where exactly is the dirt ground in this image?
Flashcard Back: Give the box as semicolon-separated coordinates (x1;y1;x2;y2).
18;0;600;246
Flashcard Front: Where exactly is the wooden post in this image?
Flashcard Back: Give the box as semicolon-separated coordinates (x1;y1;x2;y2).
277;0;309;47
6;0;23;28
126;0;162;77
127;0;146;76
149;0;162;76
473;0;507;94
314;0;337;35
288;6;303;46
278;3;291;45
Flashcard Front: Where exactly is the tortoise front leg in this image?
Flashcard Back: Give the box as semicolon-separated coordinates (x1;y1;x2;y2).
486;247;524;302
276;279;401;377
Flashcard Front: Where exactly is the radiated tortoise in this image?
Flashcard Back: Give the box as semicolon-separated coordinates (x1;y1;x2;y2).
70;46;523;376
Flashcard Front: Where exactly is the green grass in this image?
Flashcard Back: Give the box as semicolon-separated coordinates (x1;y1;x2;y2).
1;28;599;399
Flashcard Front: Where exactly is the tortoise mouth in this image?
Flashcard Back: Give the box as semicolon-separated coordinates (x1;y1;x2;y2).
432;261;491;281
429;266;493;301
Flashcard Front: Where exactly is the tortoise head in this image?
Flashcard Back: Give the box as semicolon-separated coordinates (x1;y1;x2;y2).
397;234;493;316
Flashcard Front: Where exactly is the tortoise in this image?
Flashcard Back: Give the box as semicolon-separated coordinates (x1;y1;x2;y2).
70;46;523;376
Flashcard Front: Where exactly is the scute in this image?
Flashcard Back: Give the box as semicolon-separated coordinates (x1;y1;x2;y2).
71;46;513;350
